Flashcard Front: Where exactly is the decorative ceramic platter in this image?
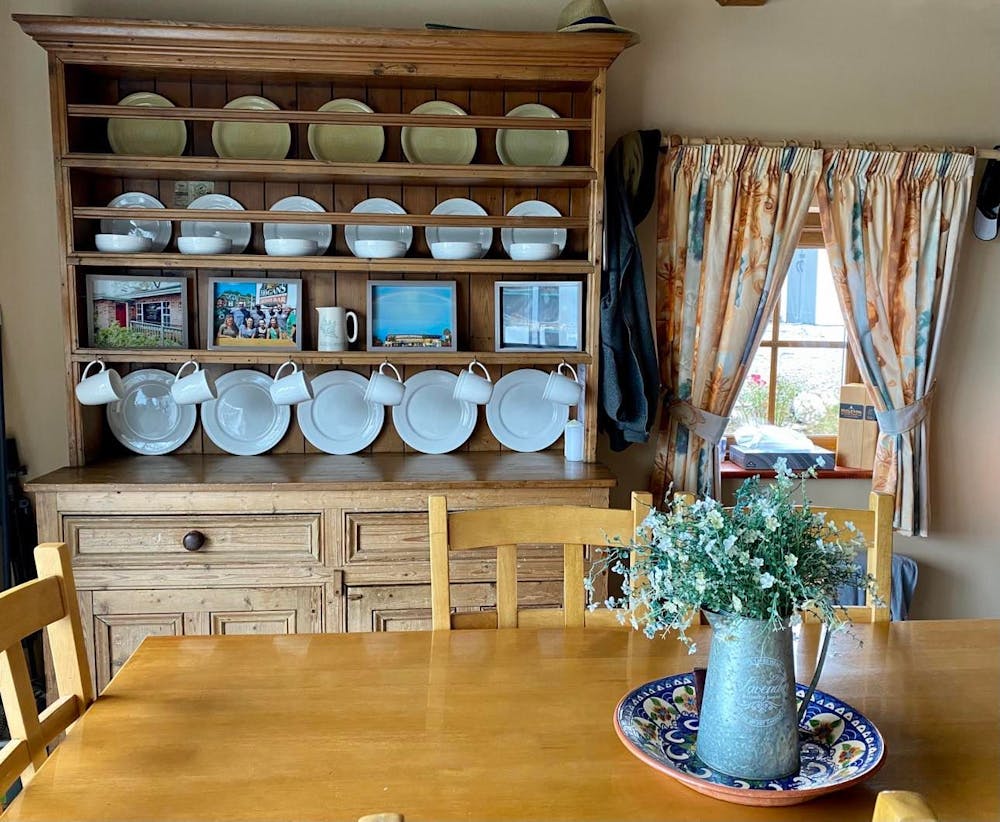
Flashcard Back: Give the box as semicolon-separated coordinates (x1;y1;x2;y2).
100;192;172;252
201;370;290;456
345;197;413;255
212;95;290;160
307;98;385;163
424;198;492;256
485;369;568;453
614;673;886;807
391;370;477;454
180;194;252;253
296;371;384;455
401;100;477;165
496;103;568;167
107;92;187;157
263;195;333;255
501;200;567;255
106;369;196;456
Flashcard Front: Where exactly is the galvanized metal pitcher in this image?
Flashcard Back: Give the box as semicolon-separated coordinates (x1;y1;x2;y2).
696;611;799;780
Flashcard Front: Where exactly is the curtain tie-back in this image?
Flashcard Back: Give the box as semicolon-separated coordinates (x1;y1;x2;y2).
669;399;730;445
874;382;938;436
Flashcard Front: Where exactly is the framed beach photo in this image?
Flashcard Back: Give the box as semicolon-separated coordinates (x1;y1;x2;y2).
207;278;302;351
367;280;457;352
85;274;189;348
494;281;583;352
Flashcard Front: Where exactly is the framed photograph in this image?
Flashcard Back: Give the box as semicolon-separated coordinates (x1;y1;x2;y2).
367;280;457;352
85;274;189;348
494;281;583;352
208;278;302;351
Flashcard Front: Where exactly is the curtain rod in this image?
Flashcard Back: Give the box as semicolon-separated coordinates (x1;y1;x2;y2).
660;135;1000;161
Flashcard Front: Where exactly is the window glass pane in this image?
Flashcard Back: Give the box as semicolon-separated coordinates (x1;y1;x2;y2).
773;347;844;435
779;248;845;343
730;346;772;430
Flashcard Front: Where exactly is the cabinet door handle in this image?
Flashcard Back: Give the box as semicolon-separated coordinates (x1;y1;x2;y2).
346;593;364;601
182;530;206;552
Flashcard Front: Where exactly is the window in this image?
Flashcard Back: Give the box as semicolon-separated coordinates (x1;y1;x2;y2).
730;220;859;448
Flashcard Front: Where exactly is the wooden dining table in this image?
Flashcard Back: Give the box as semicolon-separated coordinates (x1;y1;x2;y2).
4;619;998;821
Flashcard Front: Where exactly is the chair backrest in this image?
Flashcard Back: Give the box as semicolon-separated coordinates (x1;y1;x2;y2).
872;791;937;822
0;543;94;794
428;492;652;630
673;491;893;623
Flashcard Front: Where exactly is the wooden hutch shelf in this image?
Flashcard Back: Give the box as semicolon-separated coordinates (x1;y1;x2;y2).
19;14;626;676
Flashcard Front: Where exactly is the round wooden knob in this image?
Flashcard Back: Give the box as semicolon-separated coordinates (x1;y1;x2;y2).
182;530;206;552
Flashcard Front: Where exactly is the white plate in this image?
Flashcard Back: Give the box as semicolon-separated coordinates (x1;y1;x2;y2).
201;370;291;456
496;103;569;167
106;369;195;455
345;198;413;256
211;95;290;160
424;198;491;257
501;201;567;255
297;371;384;455
181;194;252;254
263;196;332;255
307;98;385;163
485;369;569;453
107;92;187;157
391;371;477;454
100;192;172;253
401;100;477;165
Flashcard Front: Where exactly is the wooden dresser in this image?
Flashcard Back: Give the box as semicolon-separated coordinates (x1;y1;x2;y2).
17;16;626;692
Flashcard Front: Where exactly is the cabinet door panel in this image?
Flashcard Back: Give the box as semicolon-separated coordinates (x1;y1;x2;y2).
93;612;184;692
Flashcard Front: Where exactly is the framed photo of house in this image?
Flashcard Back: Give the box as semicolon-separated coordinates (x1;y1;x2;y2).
366;280;457;352
85;274;189;348
494;281;583;352
208;278;302;351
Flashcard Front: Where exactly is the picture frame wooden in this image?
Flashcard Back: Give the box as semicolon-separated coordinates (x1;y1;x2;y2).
366;280;458;352
494;280;583;352
84;274;189;349
207;277;302;351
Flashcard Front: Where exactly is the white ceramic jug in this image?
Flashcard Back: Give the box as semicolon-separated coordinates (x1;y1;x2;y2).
316;306;359;352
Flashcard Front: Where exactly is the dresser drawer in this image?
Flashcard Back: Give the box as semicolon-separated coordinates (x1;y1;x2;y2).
64;514;321;567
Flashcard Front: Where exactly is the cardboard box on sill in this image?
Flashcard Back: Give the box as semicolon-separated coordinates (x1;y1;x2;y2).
836;383;878;470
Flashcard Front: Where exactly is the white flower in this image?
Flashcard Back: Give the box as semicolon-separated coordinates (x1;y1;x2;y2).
751;556;764;569
759;572;776;589
707;509;725;529
738;550;751;564
731;593;743;613
844;520;857;532
785;554;798;568
722;534;738;554
765;515;779;532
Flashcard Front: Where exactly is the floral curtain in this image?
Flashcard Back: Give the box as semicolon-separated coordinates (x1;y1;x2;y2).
817;149;975;536
651;144;822;502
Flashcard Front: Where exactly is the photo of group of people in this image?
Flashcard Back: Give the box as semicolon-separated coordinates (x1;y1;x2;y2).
208;278;302;351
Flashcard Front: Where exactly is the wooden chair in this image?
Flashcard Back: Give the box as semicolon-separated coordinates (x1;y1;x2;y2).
873;791;937;822
674;491;893;622
428;492;652;630
0;543;94;796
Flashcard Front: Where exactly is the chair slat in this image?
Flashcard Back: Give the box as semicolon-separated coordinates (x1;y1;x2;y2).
0;576;64;653
37;694;82;746
495;545;518;629
0;739;31;799
447;506;633;551
428;496;452;631
563;544;585;627
450;611;498;630
0;643;45;777
515;608;567;629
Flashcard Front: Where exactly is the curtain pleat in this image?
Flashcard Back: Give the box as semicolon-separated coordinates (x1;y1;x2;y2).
651;144;822;502
817;149;974;536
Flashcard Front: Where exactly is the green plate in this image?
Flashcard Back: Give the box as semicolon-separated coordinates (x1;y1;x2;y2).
308;98;385;163
401;101;477;165
496;103;568;167
212;95;290;160
107;92;187;157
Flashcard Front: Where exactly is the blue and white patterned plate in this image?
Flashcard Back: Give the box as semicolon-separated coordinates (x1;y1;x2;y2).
614;673;886;806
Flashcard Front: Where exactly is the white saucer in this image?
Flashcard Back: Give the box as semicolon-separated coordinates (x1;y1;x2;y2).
345;198;413;257
181;194;252;253
392;370;477;454
263;195;332;255
296;371;384;455
100;192;172;252
201;370;290;456
501;201;567;256
485;369;569;452
425;198;491;258
106;369;195;455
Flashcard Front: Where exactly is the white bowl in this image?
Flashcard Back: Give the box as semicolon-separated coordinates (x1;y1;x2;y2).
95;233;153;254
430;241;483;260
265;238;319;257
354;239;407;259
178;236;232;255
508;242;560;261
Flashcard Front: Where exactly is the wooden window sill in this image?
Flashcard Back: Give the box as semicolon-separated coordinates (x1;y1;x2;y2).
720;460;873;480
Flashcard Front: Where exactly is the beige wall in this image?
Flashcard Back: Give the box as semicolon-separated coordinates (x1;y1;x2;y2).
3;0;998;617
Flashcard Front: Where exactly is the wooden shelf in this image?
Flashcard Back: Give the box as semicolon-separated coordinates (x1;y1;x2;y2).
74;206;586;229
62;154;597;186
69;252;596;274
70;349;593;366
67;104;592;131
